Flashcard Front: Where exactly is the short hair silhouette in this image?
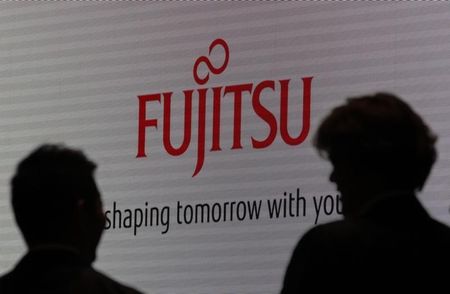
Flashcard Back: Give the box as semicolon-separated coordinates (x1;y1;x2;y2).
280;93;450;292
1;144;142;294
313;93;438;218
12;144;98;248
314;92;436;192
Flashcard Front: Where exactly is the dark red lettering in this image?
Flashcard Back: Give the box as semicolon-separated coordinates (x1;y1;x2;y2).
280;77;313;145
163;91;193;156
224;83;253;150
136;93;161;158
252;80;277;149
193;89;207;177
211;86;222;151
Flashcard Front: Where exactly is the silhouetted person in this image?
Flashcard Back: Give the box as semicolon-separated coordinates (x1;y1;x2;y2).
0;144;143;294
281;93;450;292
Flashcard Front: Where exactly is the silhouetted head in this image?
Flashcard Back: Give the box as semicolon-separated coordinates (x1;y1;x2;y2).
314;93;437;218
11;144;105;264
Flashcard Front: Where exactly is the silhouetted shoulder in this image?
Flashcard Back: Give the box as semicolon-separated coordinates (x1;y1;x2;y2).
281;221;353;293
282;217;450;293
0;267;143;294
78;268;144;294
0;248;144;294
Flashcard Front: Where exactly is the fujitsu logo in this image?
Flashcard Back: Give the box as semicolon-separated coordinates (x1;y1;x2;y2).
136;38;313;177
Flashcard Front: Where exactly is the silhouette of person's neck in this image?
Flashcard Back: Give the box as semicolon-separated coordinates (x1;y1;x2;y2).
26;228;96;266
341;170;414;219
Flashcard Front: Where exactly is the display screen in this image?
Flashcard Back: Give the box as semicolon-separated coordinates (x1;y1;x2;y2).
0;2;449;293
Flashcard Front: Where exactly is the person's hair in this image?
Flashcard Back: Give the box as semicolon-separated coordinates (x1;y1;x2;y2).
314;92;437;191
11;144;97;245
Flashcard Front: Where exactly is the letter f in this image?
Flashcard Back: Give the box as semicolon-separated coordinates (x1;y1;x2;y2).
137;93;161;158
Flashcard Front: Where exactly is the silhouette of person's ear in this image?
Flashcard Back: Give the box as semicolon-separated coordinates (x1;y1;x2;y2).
76;199;88;221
